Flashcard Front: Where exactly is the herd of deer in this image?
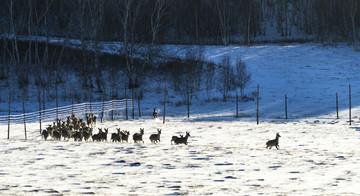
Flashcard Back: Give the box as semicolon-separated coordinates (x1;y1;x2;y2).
41;113;281;149
41;114;191;145
41;113;96;142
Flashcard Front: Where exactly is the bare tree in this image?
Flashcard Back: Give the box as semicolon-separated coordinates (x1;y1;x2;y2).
151;0;170;44
74;0;93;89
113;0;146;88
0;2;10;80
216;0;230;45
246;0;252;45
145;0;170;67
7;0;20;68
275;0;291;37
204;62;216;101
218;54;235;102
0;36;9;80
107;62;120;103
170;47;204;104
31;0;54;87
6;0;29;91
235;57;251;98
345;0;359;50
88;0;106;92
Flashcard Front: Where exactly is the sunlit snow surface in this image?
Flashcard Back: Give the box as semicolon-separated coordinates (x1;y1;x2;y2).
1;118;360;195
1;43;360;195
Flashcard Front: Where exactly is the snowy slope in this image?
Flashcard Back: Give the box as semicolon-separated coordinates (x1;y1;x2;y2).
158;43;360;119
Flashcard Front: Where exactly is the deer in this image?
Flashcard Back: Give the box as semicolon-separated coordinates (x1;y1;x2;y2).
266;133;281;150
86;113;97;127
111;128;122;142
101;128;109;141
133;128;144;143
120;130;130;142
82;127;93;141
52;130;61;141
92;128;104;142
41;129;49;140
171;134;183;144
149;129;161;144
153;108;158;119
172;132;190;145
73;131;83;141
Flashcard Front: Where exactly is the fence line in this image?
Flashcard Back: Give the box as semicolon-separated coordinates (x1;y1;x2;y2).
0;99;133;124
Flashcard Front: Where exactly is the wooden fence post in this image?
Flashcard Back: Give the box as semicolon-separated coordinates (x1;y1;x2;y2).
111;86;114;121
349;84;352;125
111;99;114;121
257;84;259;125
125;83;128;120
22;92;27;140
89;90;92;114
132;88;134;119
101;89;106;123
336;93;339;119
84;89;88;118
163;84;166;124
236;93;239;118
38;89;42;134
72;85;74;115
7;90;11;139
56;84;58;121
285;94;288;119
187;92;190;118
42;90;45;116
138;96;141;118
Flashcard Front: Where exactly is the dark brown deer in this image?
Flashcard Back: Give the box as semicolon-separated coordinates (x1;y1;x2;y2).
153;108;158;119
172;132;190;145
133;128;144;143
111;128;122;142
41;129;49;140
266;133;281;150
171;134;183;144
82;127;93;141
149;129;161;144
92;128;104;142
120;130;130;142
101;128;109;141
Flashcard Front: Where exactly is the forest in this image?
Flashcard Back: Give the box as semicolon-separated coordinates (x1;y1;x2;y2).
0;0;359;102
1;0;359;44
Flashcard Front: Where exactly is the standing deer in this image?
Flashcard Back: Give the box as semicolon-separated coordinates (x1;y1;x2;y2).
153;108;158;119
149;129;161;144
133;128;144;143
120;130;130;142
111;128;122;142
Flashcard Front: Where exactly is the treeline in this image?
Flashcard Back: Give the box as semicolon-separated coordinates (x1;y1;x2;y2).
0;0;359;104
1;0;359;46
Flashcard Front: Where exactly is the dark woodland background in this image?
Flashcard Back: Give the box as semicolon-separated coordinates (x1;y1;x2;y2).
1;0;360;44
0;0;359;103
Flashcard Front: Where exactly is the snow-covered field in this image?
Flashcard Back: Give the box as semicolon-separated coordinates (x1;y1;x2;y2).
1;118;360;195
1;43;360;195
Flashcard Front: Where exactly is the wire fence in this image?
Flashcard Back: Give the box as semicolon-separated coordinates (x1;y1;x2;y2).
0;99;133;125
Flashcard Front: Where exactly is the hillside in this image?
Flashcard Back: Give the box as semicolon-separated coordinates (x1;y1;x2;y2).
2;42;360;120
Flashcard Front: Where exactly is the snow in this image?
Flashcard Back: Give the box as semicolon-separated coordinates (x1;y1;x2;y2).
1;43;360;195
